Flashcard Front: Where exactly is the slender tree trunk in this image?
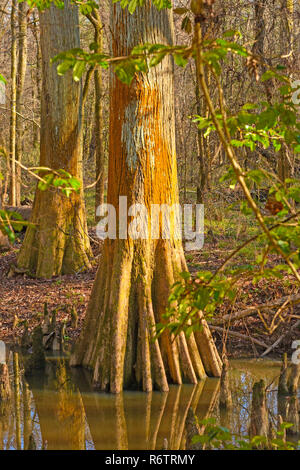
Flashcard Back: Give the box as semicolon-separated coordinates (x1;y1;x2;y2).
16;0;92;278
0;146;10;249
31;10;41;148
86;10;105;218
71;2;221;393
15;1;28;205
252;0;266;58
196;82;208;204
94;32;105;216
278;0;295;180
195;18;211;205
9;0;17;206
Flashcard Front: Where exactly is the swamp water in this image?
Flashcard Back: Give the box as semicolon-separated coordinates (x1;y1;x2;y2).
0;345;299;450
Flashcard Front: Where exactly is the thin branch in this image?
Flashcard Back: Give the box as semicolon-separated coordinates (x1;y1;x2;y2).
209;324;268;348
0;105;40;128
260;320;300;357
212;294;300;325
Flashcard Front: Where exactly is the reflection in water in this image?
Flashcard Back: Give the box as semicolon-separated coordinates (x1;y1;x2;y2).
0;341;5;364
22;378;31;450
213;360;300;443
13;353;21;450
0;353;299;450
70;367;220;450
27;359;85;450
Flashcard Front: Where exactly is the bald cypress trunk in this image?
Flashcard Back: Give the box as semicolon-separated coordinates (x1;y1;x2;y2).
15;1;28;205
71;2;221;393
17;0;92;278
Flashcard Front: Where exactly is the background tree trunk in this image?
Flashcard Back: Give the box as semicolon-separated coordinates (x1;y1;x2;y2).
86;9;105;219
9;0;17;206
278;0;295;180
15;0;28;205
31;10;41;148
16;0;92;278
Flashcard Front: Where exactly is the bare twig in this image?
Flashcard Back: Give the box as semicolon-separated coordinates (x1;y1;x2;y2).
209;324;268;348
212;294;300;325
260;320;300;357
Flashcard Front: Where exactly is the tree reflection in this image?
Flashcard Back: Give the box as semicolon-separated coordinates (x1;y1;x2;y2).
27;359;85;450
71;367;220;450
3;356;296;450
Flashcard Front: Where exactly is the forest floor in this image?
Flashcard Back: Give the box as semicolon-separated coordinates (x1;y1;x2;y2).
0;218;300;360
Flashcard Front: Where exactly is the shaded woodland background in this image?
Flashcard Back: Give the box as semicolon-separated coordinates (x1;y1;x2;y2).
1;0;299;217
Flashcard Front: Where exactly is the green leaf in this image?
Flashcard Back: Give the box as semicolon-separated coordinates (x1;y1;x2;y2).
6;226;15;243
180;271;191;280
128;0;138;14
277;240;290;254
52;177;67;187
181;16;192;34
242;103;258;110
114;61;136;85
113;0;171;12
57;60;73;76
247;169;265;185
279;84;291;96
153;0;171;10
240;201;252;216
261;69;288;83
57;169;72;178
257;108;278;129
149;52;167;67
72;61;86;82
223;29;242;38
288;186;300;202
89;42;98;51
68;177;81;190
261;70;276;81
280;109;296;126
215;39;248;57
237;111;257;126
230;139;245;148
174;53;188;67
